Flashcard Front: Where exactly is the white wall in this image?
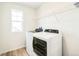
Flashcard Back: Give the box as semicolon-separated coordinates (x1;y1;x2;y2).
37;2;75;29
0;4;3;52
37;2;79;56
0;3;37;54
37;15;61;30
37;2;75;18
56;8;79;56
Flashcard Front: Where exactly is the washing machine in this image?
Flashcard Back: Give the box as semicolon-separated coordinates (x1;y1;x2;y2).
26;30;62;56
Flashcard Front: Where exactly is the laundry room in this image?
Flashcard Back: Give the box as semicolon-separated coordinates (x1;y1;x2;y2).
0;2;79;56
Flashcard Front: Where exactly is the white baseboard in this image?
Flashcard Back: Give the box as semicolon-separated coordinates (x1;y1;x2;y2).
0;45;25;55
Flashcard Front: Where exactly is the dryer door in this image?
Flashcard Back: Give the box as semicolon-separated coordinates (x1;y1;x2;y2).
33;37;47;56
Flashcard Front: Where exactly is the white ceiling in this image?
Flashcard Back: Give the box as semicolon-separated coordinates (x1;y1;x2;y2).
17;2;43;8
17;2;75;9
0;2;76;9
0;2;43;8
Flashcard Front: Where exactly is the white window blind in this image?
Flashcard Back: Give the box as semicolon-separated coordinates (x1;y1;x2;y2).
11;9;23;32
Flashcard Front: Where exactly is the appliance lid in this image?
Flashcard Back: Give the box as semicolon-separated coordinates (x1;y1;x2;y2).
33;32;60;40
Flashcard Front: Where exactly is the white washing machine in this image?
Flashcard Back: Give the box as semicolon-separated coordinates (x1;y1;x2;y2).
26;31;62;56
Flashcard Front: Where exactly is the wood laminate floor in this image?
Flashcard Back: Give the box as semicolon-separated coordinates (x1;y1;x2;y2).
0;47;28;56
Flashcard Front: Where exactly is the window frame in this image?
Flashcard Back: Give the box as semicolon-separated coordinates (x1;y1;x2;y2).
11;9;23;32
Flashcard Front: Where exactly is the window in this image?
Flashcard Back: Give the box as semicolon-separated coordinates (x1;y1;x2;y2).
11;9;23;32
